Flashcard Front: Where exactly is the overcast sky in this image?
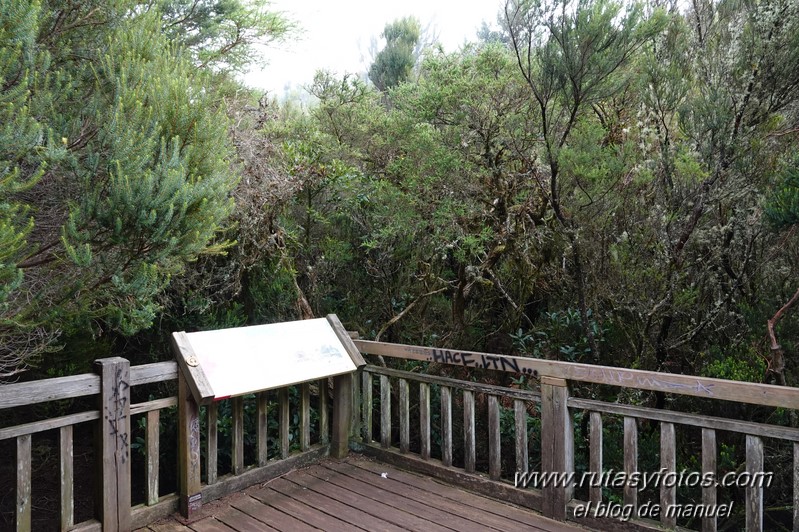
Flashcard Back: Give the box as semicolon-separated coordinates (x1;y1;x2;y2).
243;0;504;96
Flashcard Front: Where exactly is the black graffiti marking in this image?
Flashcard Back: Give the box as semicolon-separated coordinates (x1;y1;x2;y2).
430;349;523;374
106;368;131;463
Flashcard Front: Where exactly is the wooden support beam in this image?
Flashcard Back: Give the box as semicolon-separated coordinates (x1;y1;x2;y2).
257;392;268;466
540;377;573;521
95;357;132;531
319;378;329;445
623;416;638;511
300;383;311;451
279;388;289;459
362;372;373;442
17;434;31;532
178;368;201;519
331;373;352;459
702;428;716;532
207;402;218;485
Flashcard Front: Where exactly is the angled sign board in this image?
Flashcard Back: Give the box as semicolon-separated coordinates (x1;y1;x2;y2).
172;314;365;405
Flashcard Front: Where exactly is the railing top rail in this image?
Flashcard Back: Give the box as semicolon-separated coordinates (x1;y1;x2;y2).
0;360;179;410
355;339;799;409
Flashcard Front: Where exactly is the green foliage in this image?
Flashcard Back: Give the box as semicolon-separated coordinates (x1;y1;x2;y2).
368;17;421;91
766;158;799;230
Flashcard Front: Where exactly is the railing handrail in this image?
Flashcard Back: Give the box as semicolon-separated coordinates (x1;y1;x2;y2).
355;339;799;409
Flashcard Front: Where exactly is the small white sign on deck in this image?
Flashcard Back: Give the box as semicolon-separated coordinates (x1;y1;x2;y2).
171;315;364;404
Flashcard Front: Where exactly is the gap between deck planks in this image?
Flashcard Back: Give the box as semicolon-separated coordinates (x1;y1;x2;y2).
136;455;584;532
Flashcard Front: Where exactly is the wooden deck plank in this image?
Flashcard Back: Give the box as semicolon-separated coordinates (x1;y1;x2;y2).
141;455;586;532
245;485;357;532
188;517;238;532
229;495;318;531
307;462;506;531
322;460;540;531
287;470;454;532
352;456;581;532
258;477;400;532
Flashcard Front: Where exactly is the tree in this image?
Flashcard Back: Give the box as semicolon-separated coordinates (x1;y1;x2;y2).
368;17;421;91
1;0;251;376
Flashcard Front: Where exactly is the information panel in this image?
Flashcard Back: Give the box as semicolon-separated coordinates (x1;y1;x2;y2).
172;314;364;404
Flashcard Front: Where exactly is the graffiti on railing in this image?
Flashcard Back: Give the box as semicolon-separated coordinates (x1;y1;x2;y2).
428;348;539;377
105;367;130;462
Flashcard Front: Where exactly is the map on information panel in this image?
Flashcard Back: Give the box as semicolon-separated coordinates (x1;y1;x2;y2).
172;315;364;403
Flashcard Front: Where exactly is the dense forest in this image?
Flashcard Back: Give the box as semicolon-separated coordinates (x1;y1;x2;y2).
2;0;799;401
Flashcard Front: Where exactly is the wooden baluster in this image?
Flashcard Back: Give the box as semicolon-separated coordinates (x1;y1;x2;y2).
589;412;602;505
257;392;268;466
441;386;453;467
702;428;717;532
488;395;501;480
623;416;638;511
232;397;244;474
351;369;362;439
399;378;410;453
279;387;290;459
420;382;431;460
362;372;373;442
380;375;391;448
514;399;528;475
146;410;160;505
300;383;311;451
463;390;476;474
207;402;218;485
17;434;31;532
746;435;763;532
541;377;573;521
318;378;329;445
60;426;74;530
793;442;799;532
660;422;676;529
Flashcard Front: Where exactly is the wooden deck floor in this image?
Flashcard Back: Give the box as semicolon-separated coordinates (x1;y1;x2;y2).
138;456;583;532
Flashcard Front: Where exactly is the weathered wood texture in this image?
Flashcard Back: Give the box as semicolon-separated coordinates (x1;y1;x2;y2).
178;369;202;520
399;378;410;453
331;373;352;459
623;416;638;510
488;395;501;480
60;426;74;530
355;340;799;408
380;375;391;448
746;435;763;532
146;410;160;506
257;392;268;467
318;378;329;445
589;412;602;505
207;401;218;485
540;377;573;521
17;434;31;532
300;383;311;451
171;331;214;405
278;388;289;459
515;399;528;475
441;386;453;467
660;422;676;529
702;428;717;532
362;372;373;442
463;390;476;474
420;382;431;460
95;357;131;531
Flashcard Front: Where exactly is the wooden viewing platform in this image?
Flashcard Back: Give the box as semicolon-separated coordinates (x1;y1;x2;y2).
138;456;580;532
3;325;799;531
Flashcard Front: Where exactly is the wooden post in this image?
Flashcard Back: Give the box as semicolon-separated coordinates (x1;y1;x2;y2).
463;390;476;473
514;399;528;476
589;412;602;505
279;388;289;459
60;425;74;530
318;378;329;445
399;379;410;453
207;402;218;485
488;395;501;480
332;373;353;458
380;375;391;448
145;410;160;506
95;357;131;531
257;392;268;466
441;386;452;467
623;416;638;510
420;382;431;460
232;397;244;474
178;368;201;519
746;435;763;532
540;376;573;521
17;434;31;532
702;428;717;532
660;422;676;529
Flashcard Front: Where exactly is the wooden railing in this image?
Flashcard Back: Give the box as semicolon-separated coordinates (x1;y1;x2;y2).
0;357;345;531
353;339;799;532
